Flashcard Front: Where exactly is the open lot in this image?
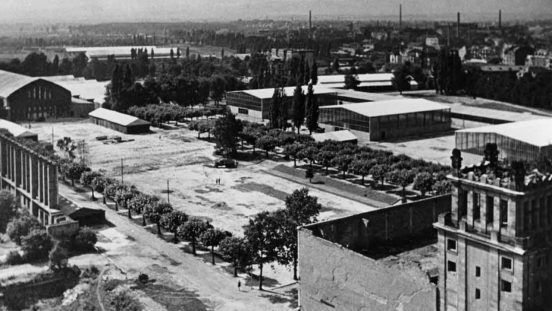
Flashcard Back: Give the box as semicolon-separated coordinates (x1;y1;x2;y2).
31;120;377;235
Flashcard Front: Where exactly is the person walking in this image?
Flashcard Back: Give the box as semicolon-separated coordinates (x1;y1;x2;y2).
237;280;241;291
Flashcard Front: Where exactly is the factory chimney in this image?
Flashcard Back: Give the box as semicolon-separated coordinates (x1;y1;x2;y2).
457;12;460;38
399;4;402;31
499;9;502;29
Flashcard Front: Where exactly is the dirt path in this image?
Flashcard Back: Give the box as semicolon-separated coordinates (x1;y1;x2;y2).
58;183;294;311
96;267;107;311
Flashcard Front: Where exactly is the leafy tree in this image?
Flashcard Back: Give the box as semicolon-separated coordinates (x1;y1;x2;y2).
81;171;102;199
433;179;452;195
269;87;281;129
161;211;189;243
315;150;335;174
243;211;283;290
351;159;374;184
310;61;318;85
305;167;314;183
212;112;243;156
7;215;41;245
332;154;353;178
305;84;319;134
291;85;305;134
344;74;360;89
285;188;322;225
387;169;416;203
256;135;278;158
219;236;250;277
21;229;53;261
0;190;18;233
56;137;77;160
413;172;435;197
66;162;88;187
49;243;68;271
297;145;318;167
179;217;212;255
73;227;98;252
92;177;107;203
392;63;411;94
147;202;173;235
370;164;390;188
128;194;159;226
200;228;227;265
283;143;303;167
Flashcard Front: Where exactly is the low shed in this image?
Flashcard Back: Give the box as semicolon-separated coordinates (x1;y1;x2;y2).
89;108;150;134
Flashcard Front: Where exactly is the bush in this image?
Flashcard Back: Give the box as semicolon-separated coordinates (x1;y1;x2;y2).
138;273;149;284
21;229;53;262
111;290;141;311
5;250;23;265
72;227;98;253
6;215;41;245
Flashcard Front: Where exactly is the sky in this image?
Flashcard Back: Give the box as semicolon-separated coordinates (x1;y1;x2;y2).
3;0;552;23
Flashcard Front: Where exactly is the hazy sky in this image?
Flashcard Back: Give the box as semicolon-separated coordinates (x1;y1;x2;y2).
3;0;552;23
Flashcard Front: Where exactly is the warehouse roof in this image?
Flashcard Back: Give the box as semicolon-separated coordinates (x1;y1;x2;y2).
89;108;150;127
317;73;418;89
456;118;552;147
334;89;397;102
321;98;450;117
0;70;38;98
312;130;357;143
238;85;337;99
0;119;37;139
42;75;109;104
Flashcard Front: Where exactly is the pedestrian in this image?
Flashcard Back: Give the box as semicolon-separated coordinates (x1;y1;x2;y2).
238;280;241;291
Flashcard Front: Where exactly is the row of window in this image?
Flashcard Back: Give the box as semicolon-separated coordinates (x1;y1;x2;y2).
458;191;509;227
26;86;53;101
447;260;513;295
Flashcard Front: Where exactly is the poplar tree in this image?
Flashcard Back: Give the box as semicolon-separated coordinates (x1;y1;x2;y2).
291;85;305;134
305;84;319;134
269;87;281;129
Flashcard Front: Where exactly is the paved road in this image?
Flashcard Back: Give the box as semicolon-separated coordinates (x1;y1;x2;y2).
58;183;295;311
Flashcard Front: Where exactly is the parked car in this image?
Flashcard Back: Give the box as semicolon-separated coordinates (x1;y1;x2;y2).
214;158;238;168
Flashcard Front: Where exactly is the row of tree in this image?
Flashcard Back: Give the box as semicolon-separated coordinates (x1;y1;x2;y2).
268;84;320;134
128;104;226;126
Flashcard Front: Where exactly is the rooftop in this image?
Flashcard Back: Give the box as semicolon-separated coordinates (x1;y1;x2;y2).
334;89;397;102
238;85;337;99
317;73;418;89
457;118;552;147
42;75;109;104
312;130;357;143
89;108;150;127
321;98;450;117
0;119;37;138
0;70;37;98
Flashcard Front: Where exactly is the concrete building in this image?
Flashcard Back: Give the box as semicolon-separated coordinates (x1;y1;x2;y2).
298;195;451;310
0;119;38;141
0;70;71;121
456;119;552;162
226;86;338;122
434;157;552;310
89;108;150;134
319;98;451;141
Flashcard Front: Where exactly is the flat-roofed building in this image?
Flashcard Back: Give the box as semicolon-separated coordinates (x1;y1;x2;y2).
317;73;418;92
319;98;451;141
0;70;71;121
311;130;357;144
456;118;552;162
0;119;38;141
65;46;180;61
226;85;338;122
89;108;150;134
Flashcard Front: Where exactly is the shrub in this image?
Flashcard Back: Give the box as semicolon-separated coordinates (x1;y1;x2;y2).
21;229;53;262
5;250;23;265
72;227;98;253
138;273;149;284
6;215;41;245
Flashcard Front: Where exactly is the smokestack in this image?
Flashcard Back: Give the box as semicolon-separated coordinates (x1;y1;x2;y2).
309;10;312;39
499;9;502;29
457;12;460;38
399;4;402;31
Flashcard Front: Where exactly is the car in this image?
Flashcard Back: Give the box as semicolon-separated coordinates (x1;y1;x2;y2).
214;158;238;168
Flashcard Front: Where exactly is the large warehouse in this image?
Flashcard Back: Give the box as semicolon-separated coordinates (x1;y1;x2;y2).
455;118;552;162
319;98;451;141
89;108;150;134
226;85;338;121
0;70;71;121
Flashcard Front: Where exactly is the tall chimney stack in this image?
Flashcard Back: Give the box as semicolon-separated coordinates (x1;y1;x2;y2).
457;12;460;38
309;10;312;39
499;9;502;29
399;4;402;31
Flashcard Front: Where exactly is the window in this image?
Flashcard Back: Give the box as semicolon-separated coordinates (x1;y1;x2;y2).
238;108;248;115
473;192;480;221
486;196;494;223
475;266;481;277
501;280;512;292
448;261;457;272
501;256;513;271
500;199;508;226
475;288;481;299
447;239;457;252
537;257;544;268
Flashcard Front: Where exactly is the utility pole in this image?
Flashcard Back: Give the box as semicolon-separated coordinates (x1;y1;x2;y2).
167;179;170;204
51;128;54;146
121;158;124;184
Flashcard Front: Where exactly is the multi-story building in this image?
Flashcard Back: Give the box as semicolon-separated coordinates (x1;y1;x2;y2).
434;154;552;311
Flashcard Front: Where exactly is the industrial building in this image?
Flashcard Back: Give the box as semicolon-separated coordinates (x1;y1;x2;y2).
319;98;451;141
0;70;72;121
89;108;150;134
317;73;418;92
455;119;552;162
65;46;180;61
0;119;38;141
311;130;357;144
226;85;338;122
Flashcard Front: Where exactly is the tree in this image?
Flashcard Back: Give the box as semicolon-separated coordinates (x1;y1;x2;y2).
200;228;227;265
297;145;318;167
92;177;107;203
305;84;319;134
315;150;335;174
350;159;374;184
161;211;188;243
7;215;40;245
387;169;416;203
332;154;353;178
283;143;302;167
0;190;17;233
128;194;159;226
56;137;77;160
66;162;87;187
305;167;314;183
212;112;243;157
291;85;305;134
49;243;68;271
269;87;281;129
73;227;98;252
21;229;53;261
179;217;212;255
81;171;102;199
310;61;318;85
433;179;452;195
256;135;278;158
147;202;173;235
413;172;435;197
243;211;283;290
219;236;250;277
344;74;360;89
392;64;411;95
370;164;390;188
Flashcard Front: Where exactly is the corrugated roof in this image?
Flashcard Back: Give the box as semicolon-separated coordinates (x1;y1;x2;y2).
0;119;37;138
321;98;450;118
334;89;397;102
89;108;150;127
238;85;337;100
312;130;357;142
456;118;552;147
0;70;37;98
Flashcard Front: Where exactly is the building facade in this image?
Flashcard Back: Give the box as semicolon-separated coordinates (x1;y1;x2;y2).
434;161;552;311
